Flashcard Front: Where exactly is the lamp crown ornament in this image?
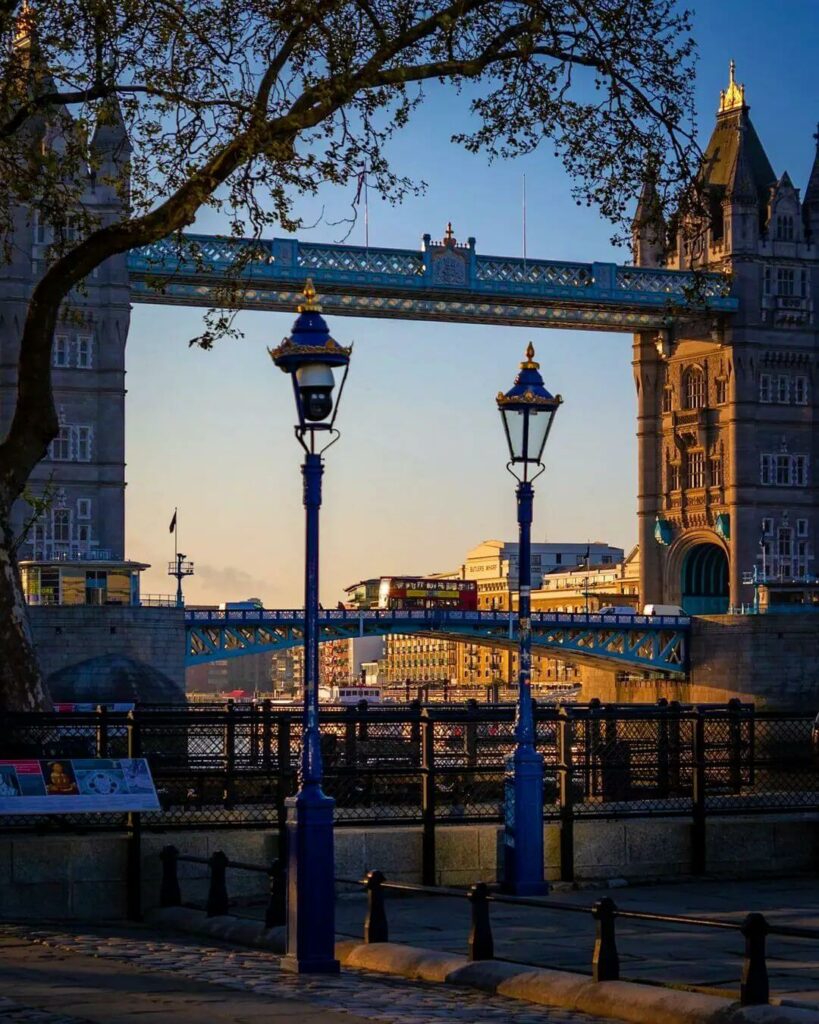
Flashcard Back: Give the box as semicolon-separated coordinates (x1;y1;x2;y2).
268;279;351;374
298;278;321;313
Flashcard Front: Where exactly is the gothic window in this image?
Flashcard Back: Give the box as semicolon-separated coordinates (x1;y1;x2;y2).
52;508;71;544
662;386;673;413
684;367;706;409
53;335;70;368
777;527;793;577
793;455;808;487
759;374;772;403
776;215;794;241
764;267;771;295
75;335;93;369
760;453;810;486
686;450;705;489
777;267;795;296
797;518;808;538
794;376;809;405
761;517;773;537
76;498;91;519
710;458;723;487
796;541;809;577
49;426;71;461
75;426;92;462
715;378;728;405
776;454;791;486
776;375;790;403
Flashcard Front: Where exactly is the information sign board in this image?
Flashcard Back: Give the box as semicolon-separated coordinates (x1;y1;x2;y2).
0;758;160;813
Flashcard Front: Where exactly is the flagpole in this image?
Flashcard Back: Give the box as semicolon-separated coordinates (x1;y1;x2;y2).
522;173;527;272
364;167;369;249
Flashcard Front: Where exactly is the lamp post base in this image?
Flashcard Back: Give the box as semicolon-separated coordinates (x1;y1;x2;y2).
502;744;548;896
283;785;339;974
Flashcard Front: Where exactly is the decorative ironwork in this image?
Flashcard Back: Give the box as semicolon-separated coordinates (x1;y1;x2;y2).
185;608;690;675
126;231;737;333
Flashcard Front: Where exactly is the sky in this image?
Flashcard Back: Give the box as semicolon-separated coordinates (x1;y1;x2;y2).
123;0;819;608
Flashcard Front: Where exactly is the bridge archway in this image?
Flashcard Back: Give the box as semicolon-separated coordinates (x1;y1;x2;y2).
680;542;729;615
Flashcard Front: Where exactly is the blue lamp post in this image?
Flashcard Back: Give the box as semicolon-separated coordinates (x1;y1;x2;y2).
497;342;562;895
269;279;352;973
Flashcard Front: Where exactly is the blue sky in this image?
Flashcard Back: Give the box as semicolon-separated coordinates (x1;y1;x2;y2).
124;1;819;607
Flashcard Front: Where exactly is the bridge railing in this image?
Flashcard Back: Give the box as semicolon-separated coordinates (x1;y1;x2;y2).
1;699;816;879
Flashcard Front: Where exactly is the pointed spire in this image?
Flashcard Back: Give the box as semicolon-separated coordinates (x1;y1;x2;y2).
719;59;746;114
90;94;131;163
805;123;819;208
725;113;758;204
632;161;665;266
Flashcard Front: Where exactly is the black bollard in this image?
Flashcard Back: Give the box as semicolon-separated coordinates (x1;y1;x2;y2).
364;870;388;943
740;912;770;1006
468;882;494;961
206;850;230;917
159;845;181;908
265;858;286;928
591;897;619;981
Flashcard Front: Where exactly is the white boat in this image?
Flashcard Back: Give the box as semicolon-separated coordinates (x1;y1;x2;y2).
319;684;382;705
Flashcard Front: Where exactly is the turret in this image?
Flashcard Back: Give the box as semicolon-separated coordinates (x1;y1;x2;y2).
721;110;761;253
804;124;819;243
631;168;665;267
89;96;131;205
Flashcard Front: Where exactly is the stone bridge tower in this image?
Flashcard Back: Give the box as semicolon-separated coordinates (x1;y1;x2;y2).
634;64;819;613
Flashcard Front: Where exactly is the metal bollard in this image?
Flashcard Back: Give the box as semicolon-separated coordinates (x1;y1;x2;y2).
468;882;494;961
591;897;619;982
740;912;770;1006
206;850;230;917
364;870;388;943
159;845;181;908
265;858;286;928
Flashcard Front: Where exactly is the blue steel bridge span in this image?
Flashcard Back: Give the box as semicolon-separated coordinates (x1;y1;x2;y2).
185;608;690;676
127;230;736;333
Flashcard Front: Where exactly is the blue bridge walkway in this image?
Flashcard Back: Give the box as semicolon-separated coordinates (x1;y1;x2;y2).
128;229;736;333
185;608;690;676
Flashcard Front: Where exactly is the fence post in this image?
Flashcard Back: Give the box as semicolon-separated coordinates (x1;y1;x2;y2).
421;710;436;886
159;845;181;908
96;704;109;758
265;858;286;928
587;698;602;798
125;707;142;922
276;716;292;857
224;699;235;809
740;913;770;1006
728;698;743;794
558;708;575;883
468;882;494;961
591;897;619;982
656;698;669;799
206;851;229;917
262;698;272;769
691;709;706;874
364;870;388;943
410;699;422;766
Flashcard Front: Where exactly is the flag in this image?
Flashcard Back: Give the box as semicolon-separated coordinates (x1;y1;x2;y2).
354;167;366;206
169;510;177;533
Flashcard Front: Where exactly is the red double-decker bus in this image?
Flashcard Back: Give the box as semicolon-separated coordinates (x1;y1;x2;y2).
377;576;477;611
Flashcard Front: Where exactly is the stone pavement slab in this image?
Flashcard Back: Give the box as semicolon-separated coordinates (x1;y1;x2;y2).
0;926;608;1024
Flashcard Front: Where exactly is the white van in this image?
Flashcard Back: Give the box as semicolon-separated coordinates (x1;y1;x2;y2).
642;603;686;617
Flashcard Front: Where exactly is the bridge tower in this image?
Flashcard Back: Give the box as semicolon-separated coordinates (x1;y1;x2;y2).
0;93;131;566
634;64;819;613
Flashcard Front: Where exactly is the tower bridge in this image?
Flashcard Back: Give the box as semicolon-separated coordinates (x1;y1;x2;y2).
185;607;690;676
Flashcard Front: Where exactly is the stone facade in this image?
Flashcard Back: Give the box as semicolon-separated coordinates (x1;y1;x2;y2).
633;64;819;612
0;104;131;562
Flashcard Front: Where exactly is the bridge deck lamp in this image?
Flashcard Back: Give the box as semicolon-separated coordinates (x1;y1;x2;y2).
497;342;562;895
269;279;352;974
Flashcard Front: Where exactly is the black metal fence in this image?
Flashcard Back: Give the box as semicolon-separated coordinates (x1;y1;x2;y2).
2;698;817;881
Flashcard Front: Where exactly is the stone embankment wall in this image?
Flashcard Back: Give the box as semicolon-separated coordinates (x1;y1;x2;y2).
1;815;817;920
577;612;819;709
29;606;186;689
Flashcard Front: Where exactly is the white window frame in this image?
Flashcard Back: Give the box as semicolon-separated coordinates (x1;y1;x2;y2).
75;334;93;369
710;457;723;487
715;378;728;405
794;376;809;405
792;455;809;487
797;518;808;538
760;454;773;486
52;507;72;544
53;334;70;368
759;374;772;403
776;454;791;486
684;368;706;410
776;375;790;404
687;450;705;489
761;517;774;537
76;498;91;520
49;426;72;461
74;426;92;462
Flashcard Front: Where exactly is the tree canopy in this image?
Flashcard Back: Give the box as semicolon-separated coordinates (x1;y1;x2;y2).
0;0;699;708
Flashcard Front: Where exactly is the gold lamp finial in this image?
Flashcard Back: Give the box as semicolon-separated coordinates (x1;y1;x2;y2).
521;342;539;369
297;278;322;313
719;59;745;114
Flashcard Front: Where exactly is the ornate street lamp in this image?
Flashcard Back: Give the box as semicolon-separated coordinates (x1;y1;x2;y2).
497;342;562;895
269;279;352;973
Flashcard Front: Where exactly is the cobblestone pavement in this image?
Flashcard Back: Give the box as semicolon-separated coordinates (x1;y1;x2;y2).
0;925;610;1024
0;997;89;1024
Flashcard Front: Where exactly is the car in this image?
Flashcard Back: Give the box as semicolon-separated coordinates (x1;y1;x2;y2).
642;603;686;617
598;605;637;616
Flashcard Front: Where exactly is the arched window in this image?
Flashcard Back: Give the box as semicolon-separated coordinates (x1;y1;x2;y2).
684;367;706;409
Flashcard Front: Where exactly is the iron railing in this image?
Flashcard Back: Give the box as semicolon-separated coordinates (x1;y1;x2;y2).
2;700;817;880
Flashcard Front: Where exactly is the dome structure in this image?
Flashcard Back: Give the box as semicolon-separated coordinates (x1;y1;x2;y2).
47;654;185;705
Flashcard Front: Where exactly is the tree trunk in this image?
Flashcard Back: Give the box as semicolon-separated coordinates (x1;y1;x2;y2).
0;508;52;711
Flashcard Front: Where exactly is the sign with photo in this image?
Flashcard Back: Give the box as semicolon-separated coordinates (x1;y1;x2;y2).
0;758;160;813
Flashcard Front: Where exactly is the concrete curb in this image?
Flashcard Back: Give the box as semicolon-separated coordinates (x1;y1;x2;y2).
148;910;816;1024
